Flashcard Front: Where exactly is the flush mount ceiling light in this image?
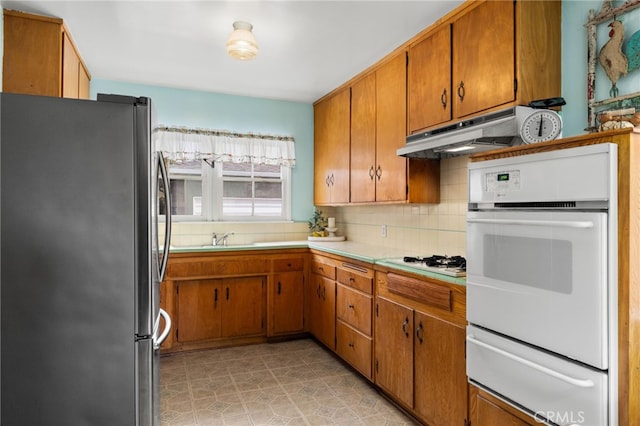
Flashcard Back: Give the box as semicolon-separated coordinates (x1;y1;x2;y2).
226;21;258;61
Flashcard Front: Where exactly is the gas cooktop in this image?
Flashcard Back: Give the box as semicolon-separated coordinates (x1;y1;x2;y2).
385;255;467;277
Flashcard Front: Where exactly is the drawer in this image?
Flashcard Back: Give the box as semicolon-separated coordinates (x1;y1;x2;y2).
336;284;372;336
310;259;336;280
167;258;270;278
273;257;304;272
337;267;373;294
336;321;372;380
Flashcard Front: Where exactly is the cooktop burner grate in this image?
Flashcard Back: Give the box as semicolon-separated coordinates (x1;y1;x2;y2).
403;255;466;269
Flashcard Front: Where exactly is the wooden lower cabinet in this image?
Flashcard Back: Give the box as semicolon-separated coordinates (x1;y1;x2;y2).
176;276;266;343
374;297;414;407
270;270;304;335
414;311;467;426
336;321;372;379
470;385;536;426
374;295;467;425
308;273;336;350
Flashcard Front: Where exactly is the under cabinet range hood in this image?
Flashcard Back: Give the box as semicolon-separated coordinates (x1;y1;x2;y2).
398;106;536;159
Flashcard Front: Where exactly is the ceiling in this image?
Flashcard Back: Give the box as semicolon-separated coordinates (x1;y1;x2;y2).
1;1;464;103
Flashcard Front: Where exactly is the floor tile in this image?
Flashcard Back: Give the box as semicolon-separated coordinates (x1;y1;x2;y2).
160;338;419;425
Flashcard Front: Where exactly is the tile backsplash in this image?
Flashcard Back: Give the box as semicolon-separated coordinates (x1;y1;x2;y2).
322;156;469;256
166;156;469;255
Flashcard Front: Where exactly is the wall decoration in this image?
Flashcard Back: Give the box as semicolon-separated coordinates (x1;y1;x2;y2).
586;0;640;131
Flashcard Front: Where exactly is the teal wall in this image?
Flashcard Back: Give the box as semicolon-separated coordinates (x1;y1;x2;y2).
562;0;640;136
90;80;314;222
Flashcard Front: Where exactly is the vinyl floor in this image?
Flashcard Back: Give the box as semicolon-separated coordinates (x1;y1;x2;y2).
160;338;419;425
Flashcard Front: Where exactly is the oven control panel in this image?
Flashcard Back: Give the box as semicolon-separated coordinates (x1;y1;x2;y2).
484;170;520;193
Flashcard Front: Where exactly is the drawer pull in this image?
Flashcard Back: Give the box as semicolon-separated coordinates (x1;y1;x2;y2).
348;304;355;309
342;262;368;273
277;281;281;295
348;342;354;348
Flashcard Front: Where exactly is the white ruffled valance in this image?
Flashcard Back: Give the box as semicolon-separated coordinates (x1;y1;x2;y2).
153;126;296;167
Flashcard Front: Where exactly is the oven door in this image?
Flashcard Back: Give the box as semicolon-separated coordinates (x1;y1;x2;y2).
466;209;608;369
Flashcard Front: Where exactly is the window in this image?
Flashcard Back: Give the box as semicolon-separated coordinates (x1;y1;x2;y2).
166;160;291;222
154;126;295;222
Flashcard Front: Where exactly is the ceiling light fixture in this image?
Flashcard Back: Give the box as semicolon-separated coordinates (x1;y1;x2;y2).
226;21;258;61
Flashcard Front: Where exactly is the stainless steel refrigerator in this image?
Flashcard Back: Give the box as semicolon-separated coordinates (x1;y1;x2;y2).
0;92;172;425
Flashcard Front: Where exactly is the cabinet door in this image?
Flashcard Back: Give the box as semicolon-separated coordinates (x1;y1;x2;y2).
471;385;534;426
313;89;350;205
374;297;413;408
408;25;452;133
2;11;62;97
271;271;304;335
221;276;266;337
375;52;409;202
177;279;222;343
309;273;336;350
453;0;515;117
350;73;377;203
414;311;467;425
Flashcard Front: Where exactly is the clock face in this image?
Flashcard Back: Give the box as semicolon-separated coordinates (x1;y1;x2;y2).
520;110;562;144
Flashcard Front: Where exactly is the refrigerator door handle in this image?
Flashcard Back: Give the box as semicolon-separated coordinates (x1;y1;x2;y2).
153;308;172;350
157;152;172;282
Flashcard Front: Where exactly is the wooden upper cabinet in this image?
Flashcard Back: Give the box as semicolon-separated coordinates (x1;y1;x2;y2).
408;24;452;132
349;52;438;204
314;88;350;205
375;53;410;203
408;0;561;134
452;0;515;118
3;9;91;99
350;73;377;203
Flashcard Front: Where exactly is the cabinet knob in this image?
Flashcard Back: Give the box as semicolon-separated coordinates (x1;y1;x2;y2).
348;342;354;348
348;303;354;309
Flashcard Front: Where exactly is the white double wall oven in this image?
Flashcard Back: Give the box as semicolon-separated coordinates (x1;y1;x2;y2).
466;144;618;426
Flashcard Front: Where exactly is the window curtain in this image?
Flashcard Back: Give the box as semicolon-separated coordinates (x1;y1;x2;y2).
153;126;296;167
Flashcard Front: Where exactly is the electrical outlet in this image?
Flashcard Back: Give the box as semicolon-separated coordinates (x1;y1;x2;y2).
381;224;387;238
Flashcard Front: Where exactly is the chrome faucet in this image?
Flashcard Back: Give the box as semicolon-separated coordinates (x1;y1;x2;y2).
221;232;234;246
212;233;218;246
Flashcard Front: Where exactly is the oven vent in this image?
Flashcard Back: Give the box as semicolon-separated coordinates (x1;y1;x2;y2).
495;201;577;209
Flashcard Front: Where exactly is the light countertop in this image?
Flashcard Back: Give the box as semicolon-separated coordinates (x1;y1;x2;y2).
170;240;466;286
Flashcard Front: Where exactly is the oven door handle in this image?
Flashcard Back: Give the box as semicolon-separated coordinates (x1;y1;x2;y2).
466;218;594;229
467;334;595;388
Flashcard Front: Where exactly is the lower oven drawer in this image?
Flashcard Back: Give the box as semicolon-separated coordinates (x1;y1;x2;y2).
466;325;608;426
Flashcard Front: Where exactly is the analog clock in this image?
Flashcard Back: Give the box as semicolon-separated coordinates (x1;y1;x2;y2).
520;110;563;144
